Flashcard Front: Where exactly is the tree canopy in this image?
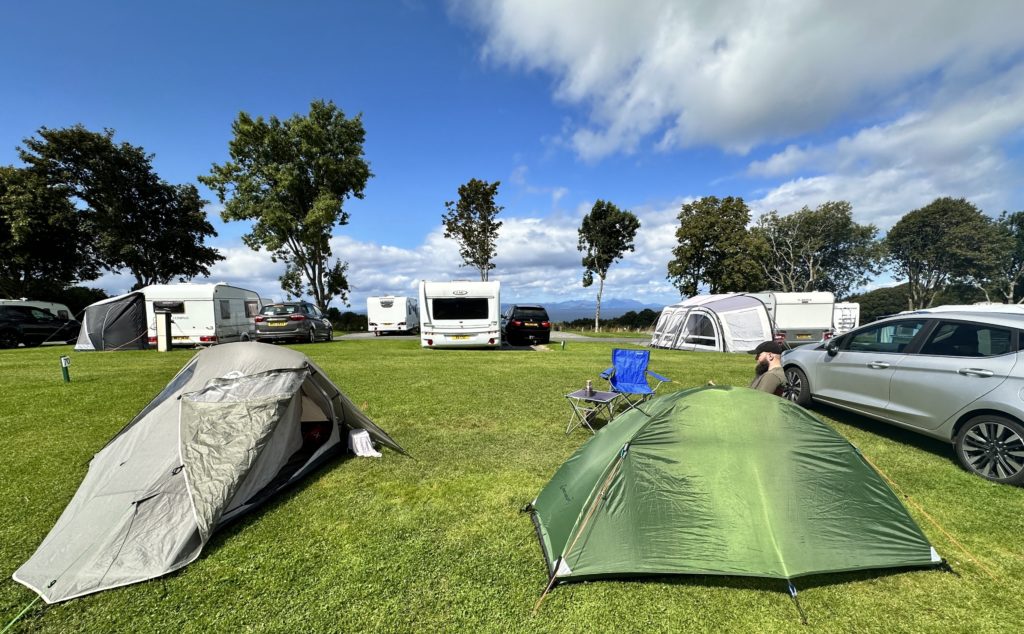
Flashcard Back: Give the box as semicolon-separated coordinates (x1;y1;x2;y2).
18;125;222;290
201;100;370;309
441;178;503;281
886;197;1006;310
666;196;763;296
750;201;881;298
0;165;98;298
578;200;640;330
975;211;1024;304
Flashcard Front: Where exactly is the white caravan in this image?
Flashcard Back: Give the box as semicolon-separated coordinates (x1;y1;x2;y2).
141;283;261;346
367;296;419;335
419;280;501;348
747;291;836;345
0;299;74;320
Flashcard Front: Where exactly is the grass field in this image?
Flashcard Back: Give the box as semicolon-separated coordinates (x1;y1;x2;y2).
1;340;1020;632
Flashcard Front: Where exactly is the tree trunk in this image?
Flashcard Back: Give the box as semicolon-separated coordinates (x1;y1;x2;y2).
594;275;605;332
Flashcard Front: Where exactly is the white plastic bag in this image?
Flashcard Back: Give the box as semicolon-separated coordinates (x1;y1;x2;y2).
348;429;382;458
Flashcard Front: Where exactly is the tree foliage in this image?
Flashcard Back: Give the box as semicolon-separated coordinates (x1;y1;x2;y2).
886;197;1006;310
578;200;640;330
442;178;503;281
19;125;222;290
749;201;881;297
974;211;1024;303
0;166;99;298
201;100;370;309
666;196;763;296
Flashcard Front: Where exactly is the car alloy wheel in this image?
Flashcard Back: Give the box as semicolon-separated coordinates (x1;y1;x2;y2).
784;367;811;406
956;415;1024;485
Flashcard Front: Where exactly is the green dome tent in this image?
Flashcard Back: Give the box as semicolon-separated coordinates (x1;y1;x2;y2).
528;386;940;588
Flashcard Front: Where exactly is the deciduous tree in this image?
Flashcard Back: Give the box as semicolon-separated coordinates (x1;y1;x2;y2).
201;100;370;309
886;197;1005;310
666;196;763;296
0;166;100;298
441;178;503;281
750;201;881;297
578;200;640;331
18;125;222;290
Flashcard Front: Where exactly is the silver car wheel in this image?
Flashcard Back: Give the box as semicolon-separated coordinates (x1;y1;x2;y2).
957;416;1024;484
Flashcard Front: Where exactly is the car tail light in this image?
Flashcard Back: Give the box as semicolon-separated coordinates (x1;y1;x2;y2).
199;336;217;343
541;321;550;328
255;316;266;323
148;337;157;344
289;314;306;321
774;331;786;342
512;320;522;326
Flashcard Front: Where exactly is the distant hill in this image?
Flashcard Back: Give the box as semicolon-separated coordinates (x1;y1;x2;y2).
502;298;664;322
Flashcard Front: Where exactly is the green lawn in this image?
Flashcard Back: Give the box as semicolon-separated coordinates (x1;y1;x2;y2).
0;341;1019;632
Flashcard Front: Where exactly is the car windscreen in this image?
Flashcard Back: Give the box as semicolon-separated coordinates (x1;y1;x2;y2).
261;305;300;316
432;298;489;320
513;308;548;321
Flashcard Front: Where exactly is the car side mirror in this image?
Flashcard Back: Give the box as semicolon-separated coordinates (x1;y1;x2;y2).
826;340;840;357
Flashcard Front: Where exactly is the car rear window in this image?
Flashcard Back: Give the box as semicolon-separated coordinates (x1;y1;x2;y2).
513;308;548;321
261;304;300;316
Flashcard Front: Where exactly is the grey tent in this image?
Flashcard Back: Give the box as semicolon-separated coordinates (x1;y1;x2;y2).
14;342;405;603
74;291;149;351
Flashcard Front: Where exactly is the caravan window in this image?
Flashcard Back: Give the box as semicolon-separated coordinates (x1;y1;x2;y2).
154;300;185;314
432;298;488;320
219;300;231;320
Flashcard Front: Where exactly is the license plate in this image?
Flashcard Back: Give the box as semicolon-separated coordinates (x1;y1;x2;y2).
173;336;191;342
525;322;538;327
796;334;812;340
449;335;470;340
383;322;393;326
269;322;288;328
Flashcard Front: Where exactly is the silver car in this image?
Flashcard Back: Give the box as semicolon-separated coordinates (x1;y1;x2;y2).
783;310;1024;485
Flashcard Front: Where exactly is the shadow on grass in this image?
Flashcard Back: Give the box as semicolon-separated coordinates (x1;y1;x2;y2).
808;402;958;467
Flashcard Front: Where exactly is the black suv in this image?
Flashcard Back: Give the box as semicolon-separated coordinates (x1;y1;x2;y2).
502;305;551;345
0;305;81;348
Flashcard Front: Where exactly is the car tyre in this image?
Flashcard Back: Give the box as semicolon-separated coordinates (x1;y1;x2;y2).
307;328;316;344
955;415;1024;486
0;329;18;349
784;366;811;406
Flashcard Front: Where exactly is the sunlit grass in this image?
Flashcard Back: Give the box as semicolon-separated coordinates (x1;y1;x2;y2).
0;340;1018;632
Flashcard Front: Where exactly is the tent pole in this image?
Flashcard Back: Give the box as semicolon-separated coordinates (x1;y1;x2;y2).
532;564;561;615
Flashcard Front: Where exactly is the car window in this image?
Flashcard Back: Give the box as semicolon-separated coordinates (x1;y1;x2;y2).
918;321;1014;357
261;304;298;316
513;308;548;321
31;308;55;321
845;320;926;353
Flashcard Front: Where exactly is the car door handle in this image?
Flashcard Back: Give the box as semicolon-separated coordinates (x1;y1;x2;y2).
867;361;890;369
958;368;995;377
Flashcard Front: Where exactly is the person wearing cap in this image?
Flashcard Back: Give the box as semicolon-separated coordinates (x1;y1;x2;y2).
749;341;788;395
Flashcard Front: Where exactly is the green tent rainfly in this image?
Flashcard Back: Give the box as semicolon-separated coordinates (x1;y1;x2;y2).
528;386;940;585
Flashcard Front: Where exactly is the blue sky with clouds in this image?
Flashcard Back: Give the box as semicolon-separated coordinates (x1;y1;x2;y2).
3;1;1023;309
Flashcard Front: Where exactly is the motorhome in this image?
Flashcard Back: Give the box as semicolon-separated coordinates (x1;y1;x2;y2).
747;291;835;345
0;299;74;320
418;280;501;348
141;283;261;346
367;296;419;335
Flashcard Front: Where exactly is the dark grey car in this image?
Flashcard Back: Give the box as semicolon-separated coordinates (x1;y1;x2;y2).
255;302;332;344
783;310;1024;485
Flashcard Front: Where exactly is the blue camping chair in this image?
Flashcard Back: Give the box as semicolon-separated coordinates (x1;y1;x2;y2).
600;348;670;413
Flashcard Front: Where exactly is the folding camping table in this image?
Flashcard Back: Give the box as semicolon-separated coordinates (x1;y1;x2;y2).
565;388;620;434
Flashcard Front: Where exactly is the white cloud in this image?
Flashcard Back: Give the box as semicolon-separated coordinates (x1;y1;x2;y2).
455;0;1024;159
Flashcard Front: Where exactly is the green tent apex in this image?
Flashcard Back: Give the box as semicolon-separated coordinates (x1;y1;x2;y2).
529;386;940;584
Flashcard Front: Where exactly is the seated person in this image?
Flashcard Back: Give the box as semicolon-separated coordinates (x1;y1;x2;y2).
749;341;788;396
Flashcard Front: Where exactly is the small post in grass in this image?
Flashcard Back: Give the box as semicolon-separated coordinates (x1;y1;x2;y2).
59;355;71;383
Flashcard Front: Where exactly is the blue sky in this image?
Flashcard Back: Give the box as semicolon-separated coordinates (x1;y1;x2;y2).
3;1;1023;309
